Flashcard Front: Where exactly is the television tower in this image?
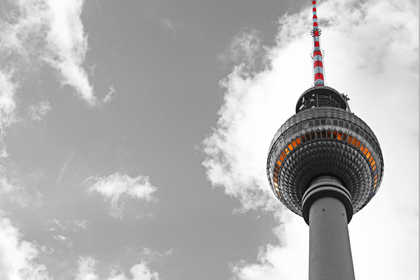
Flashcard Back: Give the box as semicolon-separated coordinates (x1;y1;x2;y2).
266;1;384;279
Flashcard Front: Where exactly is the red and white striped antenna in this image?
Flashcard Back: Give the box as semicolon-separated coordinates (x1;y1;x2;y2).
311;0;324;86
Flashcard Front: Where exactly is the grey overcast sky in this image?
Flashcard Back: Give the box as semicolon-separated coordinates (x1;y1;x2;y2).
0;0;417;279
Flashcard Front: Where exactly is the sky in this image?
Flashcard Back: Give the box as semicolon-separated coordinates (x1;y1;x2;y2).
0;0;417;279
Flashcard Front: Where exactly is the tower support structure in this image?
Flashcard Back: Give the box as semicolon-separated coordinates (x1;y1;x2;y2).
303;176;355;280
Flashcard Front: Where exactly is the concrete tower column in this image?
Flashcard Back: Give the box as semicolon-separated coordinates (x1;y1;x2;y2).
302;176;355;280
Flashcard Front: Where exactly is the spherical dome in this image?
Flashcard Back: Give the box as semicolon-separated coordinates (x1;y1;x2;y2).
266;88;384;217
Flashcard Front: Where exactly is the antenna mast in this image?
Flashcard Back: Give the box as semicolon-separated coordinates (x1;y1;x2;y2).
311;0;324;86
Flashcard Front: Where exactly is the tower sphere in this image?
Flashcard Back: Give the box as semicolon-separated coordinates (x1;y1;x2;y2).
266;86;384;223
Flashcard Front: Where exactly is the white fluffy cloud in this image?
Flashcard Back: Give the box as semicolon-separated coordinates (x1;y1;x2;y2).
203;0;418;279
76;256;160;280
28;100;51;122
0;215;51;280
0;165;38;208
86;172;157;217
76;256;98;280
0;0;94;154
0;0;95;105
43;0;95;105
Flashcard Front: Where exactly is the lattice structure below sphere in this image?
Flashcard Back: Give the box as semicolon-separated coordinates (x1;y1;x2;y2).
267;101;384;217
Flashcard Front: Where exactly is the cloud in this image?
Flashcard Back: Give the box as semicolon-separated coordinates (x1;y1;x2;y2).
76;256;160;280
46;218;90;232
0;0;95;105
0;0;94;154
43;0;95;105
76;256;98;280
0;164;43;208
218;28;267;73
0;70;18;157
202;0;418;279
161;19;174;31
28;100;51;122
86;172;157;217
56;151;75;183
103;85;116;104
130;262;159;280
0;214;51;280
52;234;73;248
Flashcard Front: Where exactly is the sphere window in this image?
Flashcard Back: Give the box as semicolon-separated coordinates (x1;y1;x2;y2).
363;147;368;155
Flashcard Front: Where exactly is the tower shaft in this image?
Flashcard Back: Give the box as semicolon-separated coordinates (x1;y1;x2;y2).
308;196;355;280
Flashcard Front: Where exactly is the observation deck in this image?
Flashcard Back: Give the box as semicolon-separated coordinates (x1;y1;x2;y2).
267;86;384;219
